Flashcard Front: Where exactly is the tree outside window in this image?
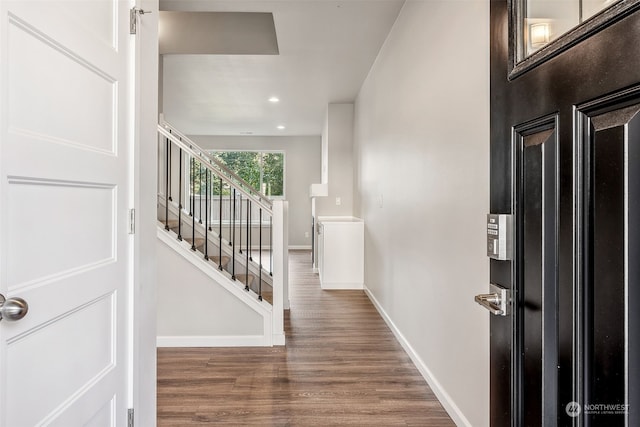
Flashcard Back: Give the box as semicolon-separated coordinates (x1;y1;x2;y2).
207;151;284;198
261;152;284;197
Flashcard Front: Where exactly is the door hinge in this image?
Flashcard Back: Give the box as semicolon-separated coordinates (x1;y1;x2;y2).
129;208;136;234
128;408;134;427
130;7;151;35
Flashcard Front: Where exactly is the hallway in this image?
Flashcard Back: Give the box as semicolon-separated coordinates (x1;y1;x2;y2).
157;251;454;426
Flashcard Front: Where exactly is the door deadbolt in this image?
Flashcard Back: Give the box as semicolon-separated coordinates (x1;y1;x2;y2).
0;293;29;322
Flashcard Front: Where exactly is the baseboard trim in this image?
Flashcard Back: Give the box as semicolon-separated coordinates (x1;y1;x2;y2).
272;333;286;346
364;286;472;427
157;335;268;347
321;281;363;290
288;245;311;250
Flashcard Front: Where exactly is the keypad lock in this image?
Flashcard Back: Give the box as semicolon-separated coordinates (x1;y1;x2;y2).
487;214;513;261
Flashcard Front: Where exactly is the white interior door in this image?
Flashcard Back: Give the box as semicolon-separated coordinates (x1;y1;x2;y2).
0;0;133;425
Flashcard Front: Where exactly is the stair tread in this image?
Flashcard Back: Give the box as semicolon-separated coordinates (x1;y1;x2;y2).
235;274;273;304
184;236;206;245
235;274;255;286
261;290;273;304
208;255;231;268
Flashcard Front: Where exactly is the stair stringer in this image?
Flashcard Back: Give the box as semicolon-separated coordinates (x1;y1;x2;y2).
156;227;275;347
157;193;273;291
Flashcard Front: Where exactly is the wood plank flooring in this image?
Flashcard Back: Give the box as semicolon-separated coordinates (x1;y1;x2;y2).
157;251;455;426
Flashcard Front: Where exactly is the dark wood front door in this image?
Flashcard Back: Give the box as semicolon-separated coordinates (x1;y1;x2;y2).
490;1;640;425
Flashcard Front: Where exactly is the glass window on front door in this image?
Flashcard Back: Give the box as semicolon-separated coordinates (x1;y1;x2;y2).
517;0;620;60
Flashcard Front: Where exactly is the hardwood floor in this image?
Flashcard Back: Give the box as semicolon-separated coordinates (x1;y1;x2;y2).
157;251;455;426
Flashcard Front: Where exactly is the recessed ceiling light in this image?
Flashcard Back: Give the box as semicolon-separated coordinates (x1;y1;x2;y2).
277;125;286;130
269;97;280;103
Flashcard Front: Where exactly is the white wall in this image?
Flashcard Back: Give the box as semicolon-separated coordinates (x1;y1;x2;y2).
156;238;263;338
353;1;490;426
191;135;321;248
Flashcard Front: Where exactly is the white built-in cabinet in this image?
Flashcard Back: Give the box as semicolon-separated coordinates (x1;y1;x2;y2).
317;216;364;289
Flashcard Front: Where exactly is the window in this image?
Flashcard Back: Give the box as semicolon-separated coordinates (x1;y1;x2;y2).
210;151;285;198
518;0;620;60
509;0;633;78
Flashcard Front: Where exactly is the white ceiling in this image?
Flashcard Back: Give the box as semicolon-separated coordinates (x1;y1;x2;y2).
160;0;405;136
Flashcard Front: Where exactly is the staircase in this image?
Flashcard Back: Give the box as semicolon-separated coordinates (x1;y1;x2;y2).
156;121;287;346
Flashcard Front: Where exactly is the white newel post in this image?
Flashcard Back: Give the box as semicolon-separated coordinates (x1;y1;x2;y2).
272;200;289;345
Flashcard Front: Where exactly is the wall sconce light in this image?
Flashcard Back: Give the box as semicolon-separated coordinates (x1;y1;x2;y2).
530;22;550;48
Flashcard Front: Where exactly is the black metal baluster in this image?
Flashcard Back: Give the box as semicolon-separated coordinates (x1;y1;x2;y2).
177;148;183;241
248;201;253;261
189;157;193;216
245;199;250;292
208;162;213;232
191;161;196;251
218;178;223;271
168;130;173;202
269;214;273;276
239;193;243;254
231;188;236;280
228;187;233;246
204;168;209;260
258;208;263;301
198;161;203;224
164;137;170;231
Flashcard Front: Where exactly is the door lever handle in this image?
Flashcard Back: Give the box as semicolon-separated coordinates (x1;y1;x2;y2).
475;293;504;315
474;284;510;316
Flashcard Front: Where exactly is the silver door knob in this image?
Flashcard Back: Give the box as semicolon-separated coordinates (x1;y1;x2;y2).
0;294;29;322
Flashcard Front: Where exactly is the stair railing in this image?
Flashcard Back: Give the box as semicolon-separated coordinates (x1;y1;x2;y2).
158;122;273;298
160;122;273;208
158;120;288;344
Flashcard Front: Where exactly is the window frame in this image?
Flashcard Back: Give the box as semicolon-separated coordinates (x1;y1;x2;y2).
508;0;640;80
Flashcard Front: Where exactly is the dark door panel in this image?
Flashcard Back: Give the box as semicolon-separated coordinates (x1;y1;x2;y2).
577;96;640;426
513;117;559;426
490;1;640;425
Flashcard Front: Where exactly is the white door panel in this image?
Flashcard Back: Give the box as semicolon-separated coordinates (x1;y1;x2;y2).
8;18;117;154
6;179;116;290
1;0;133;426
50;393;117;427
6;293;115;426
